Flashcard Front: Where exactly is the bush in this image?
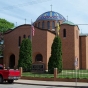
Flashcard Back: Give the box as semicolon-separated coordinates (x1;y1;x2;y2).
18;38;32;72
48;36;62;74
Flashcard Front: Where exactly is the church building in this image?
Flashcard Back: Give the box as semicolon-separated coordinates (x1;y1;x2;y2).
1;11;88;71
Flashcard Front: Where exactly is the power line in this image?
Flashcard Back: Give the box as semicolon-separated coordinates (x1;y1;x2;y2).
63;23;88;25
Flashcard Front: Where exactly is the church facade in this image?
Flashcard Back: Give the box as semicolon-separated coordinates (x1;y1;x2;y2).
1;11;88;71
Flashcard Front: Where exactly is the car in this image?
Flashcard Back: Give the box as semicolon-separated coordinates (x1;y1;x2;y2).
0;64;20;84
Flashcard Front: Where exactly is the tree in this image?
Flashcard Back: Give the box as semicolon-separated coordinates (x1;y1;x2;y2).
18;38;32;72
0;18;14;33
0;18;14;56
48;36;62;74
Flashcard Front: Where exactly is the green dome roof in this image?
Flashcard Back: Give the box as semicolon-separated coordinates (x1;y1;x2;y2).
62;20;75;25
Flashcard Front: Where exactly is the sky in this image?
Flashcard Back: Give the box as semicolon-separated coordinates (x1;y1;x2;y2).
0;0;88;33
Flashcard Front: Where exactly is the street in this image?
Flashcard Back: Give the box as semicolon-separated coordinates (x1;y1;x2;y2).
0;83;74;88
1;79;88;88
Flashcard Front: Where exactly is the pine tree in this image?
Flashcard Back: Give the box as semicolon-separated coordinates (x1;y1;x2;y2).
48;36;62;74
18;38;32;72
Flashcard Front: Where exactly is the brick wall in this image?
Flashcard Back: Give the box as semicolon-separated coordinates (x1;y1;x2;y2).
3;24;55;70
32;27;47;70
79;36;88;69
46;31;55;70
3;23;87;70
3;24;31;67
59;24;79;69
86;36;88;69
34;20;63;31
79;36;86;69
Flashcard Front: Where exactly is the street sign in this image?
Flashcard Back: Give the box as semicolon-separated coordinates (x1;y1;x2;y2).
74;56;78;87
74;57;78;67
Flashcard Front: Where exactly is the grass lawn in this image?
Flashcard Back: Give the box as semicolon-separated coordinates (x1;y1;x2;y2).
58;70;88;79
22;70;88;79
22;72;54;78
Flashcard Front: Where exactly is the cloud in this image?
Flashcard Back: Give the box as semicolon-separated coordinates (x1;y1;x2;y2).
0;0;88;33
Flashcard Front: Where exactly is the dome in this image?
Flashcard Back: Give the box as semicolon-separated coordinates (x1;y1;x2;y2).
36;11;66;21
62;20;75;25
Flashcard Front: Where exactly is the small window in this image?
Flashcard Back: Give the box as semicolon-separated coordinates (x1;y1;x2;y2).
52;21;55;29
23;35;26;38
42;21;44;29
35;54;43;62
35;23;37;27
18;36;21;46
47;21;50;29
63;29;66;37
38;22;40;28
28;35;30;39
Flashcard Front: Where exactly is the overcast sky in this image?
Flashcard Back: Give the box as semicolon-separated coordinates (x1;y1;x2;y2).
0;0;88;33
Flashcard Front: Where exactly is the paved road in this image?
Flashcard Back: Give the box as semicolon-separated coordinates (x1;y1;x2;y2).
0;83;74;88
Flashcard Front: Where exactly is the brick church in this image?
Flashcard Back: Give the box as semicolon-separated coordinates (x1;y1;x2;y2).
1;11;88;71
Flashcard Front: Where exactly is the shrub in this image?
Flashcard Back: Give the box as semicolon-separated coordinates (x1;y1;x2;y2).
18;38;32;72
48;36;62;74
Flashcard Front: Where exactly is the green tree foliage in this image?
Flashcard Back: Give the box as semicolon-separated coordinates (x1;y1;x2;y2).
0;18;14;33
0;18;14;56
18;38;32;72
48;36;62;74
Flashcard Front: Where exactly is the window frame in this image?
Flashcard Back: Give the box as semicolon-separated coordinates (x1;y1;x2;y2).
47;21;50;29
63;29;66;37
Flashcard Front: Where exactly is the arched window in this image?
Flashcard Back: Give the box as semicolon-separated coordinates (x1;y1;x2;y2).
63;29;66;37
52;21;55;29
47;21;50;29
23;35;26;38
18;36;21;46
35;54;43;62
35;23;37;27
42;21;44;29
38;22;40;28
28;35;30;39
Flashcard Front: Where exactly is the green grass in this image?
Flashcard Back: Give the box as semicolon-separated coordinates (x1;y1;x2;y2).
22;70;88;79
22;72;54;78
58;70;88;79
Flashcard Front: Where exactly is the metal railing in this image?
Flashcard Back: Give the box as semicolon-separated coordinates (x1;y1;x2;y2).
22;70;88;79
58;70;88;79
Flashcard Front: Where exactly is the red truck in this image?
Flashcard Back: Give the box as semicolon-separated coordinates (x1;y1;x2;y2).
0;64;20;84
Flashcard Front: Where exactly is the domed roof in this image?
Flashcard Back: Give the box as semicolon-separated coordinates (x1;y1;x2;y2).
36;11;66;21
62;20;75;25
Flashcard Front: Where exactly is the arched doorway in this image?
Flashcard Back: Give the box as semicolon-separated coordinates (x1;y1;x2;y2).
32;54;44;72
35;54;43;62
9;54;15;69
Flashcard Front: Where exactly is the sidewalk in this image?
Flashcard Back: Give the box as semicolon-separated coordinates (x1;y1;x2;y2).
14;79;88;87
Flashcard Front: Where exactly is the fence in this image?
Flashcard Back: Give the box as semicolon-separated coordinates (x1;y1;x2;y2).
58;70;88;79
20;67;88;79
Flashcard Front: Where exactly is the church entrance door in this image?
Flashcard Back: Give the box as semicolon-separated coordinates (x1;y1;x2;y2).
9;54;15;69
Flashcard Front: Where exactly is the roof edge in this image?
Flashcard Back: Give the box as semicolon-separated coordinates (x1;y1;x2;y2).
4;24;55;35
4;24;31;34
